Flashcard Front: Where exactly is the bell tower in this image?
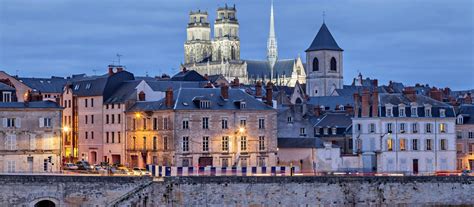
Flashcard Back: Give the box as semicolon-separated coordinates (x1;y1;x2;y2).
305;23;343;97
212;4;240;62
184;10;212;64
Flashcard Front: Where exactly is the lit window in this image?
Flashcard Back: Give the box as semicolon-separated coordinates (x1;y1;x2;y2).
387;138;393;151
439;123;447;133
400;139;406;151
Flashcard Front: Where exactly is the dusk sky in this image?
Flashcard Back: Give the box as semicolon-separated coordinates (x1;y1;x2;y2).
0;0;472;90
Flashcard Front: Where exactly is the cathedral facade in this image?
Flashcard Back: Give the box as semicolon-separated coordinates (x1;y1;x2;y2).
183;3;306;86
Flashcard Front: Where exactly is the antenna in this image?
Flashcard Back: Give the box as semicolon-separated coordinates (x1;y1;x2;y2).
116;53;123;65
323;11;326;23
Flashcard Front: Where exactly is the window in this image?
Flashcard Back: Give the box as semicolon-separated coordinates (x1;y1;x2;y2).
387;123;392;133
6;135;16;150
44;159;48;172
85;131;88;139
202;117;209;129
221;158;229;167
399;108;406;117
221;118;228;129
440;139;447;150
457;144;463;153
143;118;148;130
440;109;446;117
412;123;418;133
222;136;229;151
259;136;265;151
312;57;319;71
118;132;121;143
425;123;432;133
6;118;16;128
400;139;406;151
91;115;94;124
202;136;209;152
182;137;189;152
330;57;337;71
457;116;464;124
132;118;136;130
315;127;320;136
118;114;121;124
163;117;169;130
240;119;247;128
426;139;432;150
2;92;12;102
369;123;376;133
106;115;109;124
240;157;248;167
323;127;328;135
411;107;418;117
111;132;115;143
240;136;247;151
332;127;337;135
386;108;393;117
163;136;168;150
400;123;406;133
42;118;52;127
439;123;447;133
300;128;306;136
258;157;266;167
356;124;362;133
240;102;246;109
85;115;88;124
258;118;265;129
182;158;191;167
85;99;88;108
287;117;293;123
200;100;210;109
153;118;158;130
412;139;419;151
91;131;94;139
68;100;71;108
182;119;189;129
7;160;15;173
387;138;393;151
111;114;115;124
132;137;136;150
143;137;147;150
91;98;94;107
457;131;463;139
425;108;431;117
106;132;109;143
469;132;474;139
85;83;91;89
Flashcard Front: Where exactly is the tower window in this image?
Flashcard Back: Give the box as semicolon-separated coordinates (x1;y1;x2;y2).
330;57;337;71
312;57;319;71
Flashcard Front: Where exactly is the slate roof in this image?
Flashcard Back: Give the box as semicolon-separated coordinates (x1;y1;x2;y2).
104;80;141;104
246;59;295;80
0;101;61;109
17;77;69;93
146;80;205;92
0;82;15;91
313;113;352;128
378;93;456;118
171;70;207;81
70;71;135;99
307;95;354;109
277;138;333;149
306;23;343;52
458;104;474;124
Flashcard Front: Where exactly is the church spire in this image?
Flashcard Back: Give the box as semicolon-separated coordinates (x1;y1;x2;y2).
267;0;278;82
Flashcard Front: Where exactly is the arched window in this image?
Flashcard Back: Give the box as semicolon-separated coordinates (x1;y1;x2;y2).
330;57;337;71
312;57;319;71
138;91;146;101
35;200;56;207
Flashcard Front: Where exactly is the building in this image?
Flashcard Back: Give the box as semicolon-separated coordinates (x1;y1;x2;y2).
455;104;474;170
305;23;344;97
126;85;278;168
183;3;306;86
0;101;62;173
312;112;353;154
352;88;457;174
0;82;17;102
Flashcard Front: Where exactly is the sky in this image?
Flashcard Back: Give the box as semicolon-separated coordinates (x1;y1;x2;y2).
0;0;473;90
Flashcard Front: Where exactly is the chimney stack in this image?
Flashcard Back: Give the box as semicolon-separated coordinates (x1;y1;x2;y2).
221;84;229;100
345;104;354;115
372;90;379;117
353;93;360;118
204;74;209;80
265;81;273;106
361;89;370;117
314;105;321;116
232;77;240;88
465;93;473;104
403;87;417;102
182;67;187;73
255;81;262;98
116;67;124;72
429;88;442;101
204;81;213;88
108;66;114;76
165;88;173;108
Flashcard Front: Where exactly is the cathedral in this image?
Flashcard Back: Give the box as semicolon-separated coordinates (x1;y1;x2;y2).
182;3;306;87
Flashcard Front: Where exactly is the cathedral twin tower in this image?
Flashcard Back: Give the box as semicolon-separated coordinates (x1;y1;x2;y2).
184;4;240;64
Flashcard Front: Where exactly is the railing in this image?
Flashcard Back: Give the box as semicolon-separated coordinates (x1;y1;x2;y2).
146;165;300;177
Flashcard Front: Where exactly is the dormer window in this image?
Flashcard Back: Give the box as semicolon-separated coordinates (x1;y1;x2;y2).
339;105;345;111
399;107;406;117
425;107;432;117
411;107;418;117
440;109;446;118
332;127;337;135
457;116;464;125
386;106;393;117
85;83;91;90
240;102;246;109
200;100;210;109
287;117;293;123
74;84;80;90
323;127;328;135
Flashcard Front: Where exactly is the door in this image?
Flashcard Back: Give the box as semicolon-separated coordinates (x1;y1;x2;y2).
112;155;121;165
469;160;474;170
131;155;139;168
198;157;213;167
413;159;419;174
27;157;33;172
90;151;97;164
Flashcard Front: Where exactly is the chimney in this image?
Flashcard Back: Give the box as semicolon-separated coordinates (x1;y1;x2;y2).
204;74;209;80
265;81;273;106
232;77;240;88
255;81;262;98
314;105;321;116
361;89;370;117
108;66;114;76
221;84;229;100
345;104;354;115
372;79;378;88
116;67;124;72
465;93;473;104
403;87;417;102
165;88;173;108
429;88;442;101
182;67;187;73
204;81;213;88
372;90;379;117
353;93;360;118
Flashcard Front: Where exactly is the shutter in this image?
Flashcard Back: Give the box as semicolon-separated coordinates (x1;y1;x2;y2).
15;118;21;128
39;118;44;128
2;118;6;128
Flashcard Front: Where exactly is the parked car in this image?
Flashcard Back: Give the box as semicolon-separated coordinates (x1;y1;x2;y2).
64;163;78;170
75;161;92;170
140;168;151;176
132;168;142;176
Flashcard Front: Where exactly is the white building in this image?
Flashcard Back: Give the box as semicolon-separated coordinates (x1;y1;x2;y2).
352;88;457;174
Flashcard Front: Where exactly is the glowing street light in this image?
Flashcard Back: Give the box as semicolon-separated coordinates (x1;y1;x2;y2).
63;126;70;133
238;127;245;133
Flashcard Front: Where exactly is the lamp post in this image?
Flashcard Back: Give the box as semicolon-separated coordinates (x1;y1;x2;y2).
232;127;245;167
61;126;70;173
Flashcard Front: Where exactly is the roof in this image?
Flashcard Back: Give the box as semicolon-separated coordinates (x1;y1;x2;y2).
70;71;134;99
171;70;207;81
378;93;456;118
306;23;343;52
313;113;352;128
0;101;61;109
307;95;354;109
17;77;68;93
0;82;15;91
146;80;204;92
246;59;295;80
458;104;474;124
104;80;141;104
277;138;335;149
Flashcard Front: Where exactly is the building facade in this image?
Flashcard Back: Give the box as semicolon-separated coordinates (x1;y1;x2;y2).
455;104;474;170
0;101;62;173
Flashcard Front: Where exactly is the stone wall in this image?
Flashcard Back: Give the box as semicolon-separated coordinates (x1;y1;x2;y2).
0;175;473;206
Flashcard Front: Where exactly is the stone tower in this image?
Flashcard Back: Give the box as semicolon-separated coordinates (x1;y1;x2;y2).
184;10;212;64
305;23;343;97
267;0;278;82
212;4;240;62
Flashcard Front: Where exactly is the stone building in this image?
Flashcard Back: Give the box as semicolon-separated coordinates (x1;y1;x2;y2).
183;3;306;86
0;101;62;173
125;86;278;168
0;82;16;102
352;88;457;174
455;104;474;170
